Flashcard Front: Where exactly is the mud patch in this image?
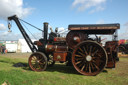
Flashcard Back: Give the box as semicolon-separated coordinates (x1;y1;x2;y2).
13;62;27;67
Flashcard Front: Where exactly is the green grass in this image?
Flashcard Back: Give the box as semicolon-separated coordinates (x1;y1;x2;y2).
0;53;128;85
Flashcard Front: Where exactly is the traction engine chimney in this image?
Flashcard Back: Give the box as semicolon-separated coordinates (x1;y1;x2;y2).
43;22;48;44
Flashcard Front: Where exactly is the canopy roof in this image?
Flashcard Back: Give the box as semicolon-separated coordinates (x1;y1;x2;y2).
68;23;120;34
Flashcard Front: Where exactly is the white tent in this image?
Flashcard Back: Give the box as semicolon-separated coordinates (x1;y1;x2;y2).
5;41;17;53
17;39;36;53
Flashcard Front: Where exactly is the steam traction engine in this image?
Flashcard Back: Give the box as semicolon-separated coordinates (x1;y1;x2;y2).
8;15;120;76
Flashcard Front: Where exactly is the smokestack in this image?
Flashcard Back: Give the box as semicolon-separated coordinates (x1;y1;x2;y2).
43;22;48;44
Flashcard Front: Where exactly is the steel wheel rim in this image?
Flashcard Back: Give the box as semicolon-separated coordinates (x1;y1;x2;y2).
29;52;47;71
72;41;107;76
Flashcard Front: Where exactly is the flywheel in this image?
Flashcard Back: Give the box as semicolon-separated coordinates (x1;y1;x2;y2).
66;31;87;49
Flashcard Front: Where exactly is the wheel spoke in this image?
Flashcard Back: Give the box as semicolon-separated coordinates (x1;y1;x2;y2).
92;62;100;71
92;59;96;63
83;46;88;55
33;63;38;68
89;63;92;73
31;61;36;64
79;47;84;53
49;59;52;62
75;55;83;57
75;57;83;61
90;62;94;71
97;53;102;58
39;61;46;65
78;61;84;67
81;64;85;71
78;51;86;56
75;61;82;65
86;45;89;54
32;56;36;60
85;63;88;71
89;46;92;55
38;63;41;69
92;56;99;60
92;56;103;63
39;57;43;61
92;47;96;53
92;49;98;56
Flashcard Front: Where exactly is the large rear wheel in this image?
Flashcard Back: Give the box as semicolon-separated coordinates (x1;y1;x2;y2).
28;52;47;71
72;41;107;76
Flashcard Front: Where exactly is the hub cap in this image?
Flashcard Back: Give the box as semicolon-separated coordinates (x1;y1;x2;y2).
86;55;92;61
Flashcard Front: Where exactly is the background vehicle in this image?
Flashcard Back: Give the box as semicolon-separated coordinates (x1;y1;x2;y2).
119;44;128;54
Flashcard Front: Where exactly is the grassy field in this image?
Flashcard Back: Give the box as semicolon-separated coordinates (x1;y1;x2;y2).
0;53;128;85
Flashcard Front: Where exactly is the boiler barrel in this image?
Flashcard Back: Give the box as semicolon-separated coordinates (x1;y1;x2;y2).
45;44;68;53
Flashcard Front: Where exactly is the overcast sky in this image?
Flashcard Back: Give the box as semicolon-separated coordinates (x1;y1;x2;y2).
0;0;128;40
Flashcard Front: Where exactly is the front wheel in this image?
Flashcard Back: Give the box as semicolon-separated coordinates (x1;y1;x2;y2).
28;52;47;71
